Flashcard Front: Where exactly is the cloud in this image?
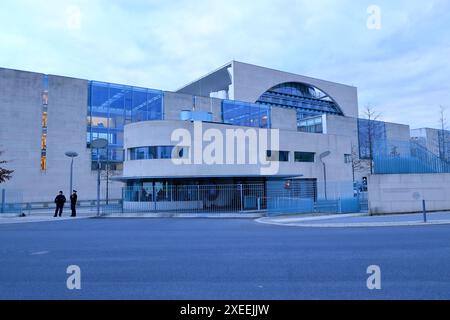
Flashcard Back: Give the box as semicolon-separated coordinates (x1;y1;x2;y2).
0;0;449;129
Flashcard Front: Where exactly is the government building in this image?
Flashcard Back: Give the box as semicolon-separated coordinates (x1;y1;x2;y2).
3;61;442;214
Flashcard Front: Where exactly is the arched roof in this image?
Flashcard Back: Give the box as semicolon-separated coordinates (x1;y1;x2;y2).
256;82;344;118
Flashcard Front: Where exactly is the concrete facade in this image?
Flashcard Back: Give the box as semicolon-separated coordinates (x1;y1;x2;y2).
368;173;450;214
177;61;359;118
122;120;355;199
0;68;122;202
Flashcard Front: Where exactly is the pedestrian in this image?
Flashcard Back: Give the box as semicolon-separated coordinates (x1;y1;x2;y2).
70;190;78;217
54;191;66;217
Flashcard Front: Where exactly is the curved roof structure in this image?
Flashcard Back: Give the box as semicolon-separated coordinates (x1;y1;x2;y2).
256;82;344;119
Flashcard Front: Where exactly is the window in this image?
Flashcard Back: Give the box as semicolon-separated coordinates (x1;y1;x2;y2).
87;81;163;169
222;100;271;128
294;152;315;163
298;116;323;133
40;75;49;171
344;154;352;164
266;150;289;162
129;146;189;160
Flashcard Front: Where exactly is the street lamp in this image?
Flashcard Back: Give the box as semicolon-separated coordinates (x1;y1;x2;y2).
319;151;331;200
65;151;79;198
91;138;108;216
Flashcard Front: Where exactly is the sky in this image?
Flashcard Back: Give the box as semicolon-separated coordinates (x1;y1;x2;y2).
1;0;449;129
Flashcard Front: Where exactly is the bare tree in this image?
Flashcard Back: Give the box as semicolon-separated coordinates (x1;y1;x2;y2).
0;150;14;183
100;162;121;204
350;143;368;182
361;105;382;174
439;106;448;161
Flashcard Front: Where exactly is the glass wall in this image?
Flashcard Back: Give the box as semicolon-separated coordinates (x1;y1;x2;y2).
298;116;323;133
222;100;271;128
256;82;343;123
87;81;163;169
357;119;387;159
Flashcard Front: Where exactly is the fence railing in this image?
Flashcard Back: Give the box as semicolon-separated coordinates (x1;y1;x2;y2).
0;189;23;215
119;182;361;216
373;139;450;174
122;184;265;214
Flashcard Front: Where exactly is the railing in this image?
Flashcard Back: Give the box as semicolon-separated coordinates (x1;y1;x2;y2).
119;181;360;216
0;189;23;215
122;184;265;214
373;139;450;174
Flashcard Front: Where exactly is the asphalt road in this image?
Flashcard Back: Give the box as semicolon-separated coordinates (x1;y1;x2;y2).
0;218;449;300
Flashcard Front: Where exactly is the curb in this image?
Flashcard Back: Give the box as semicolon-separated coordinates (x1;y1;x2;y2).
0;216;95;225
255;217;450;228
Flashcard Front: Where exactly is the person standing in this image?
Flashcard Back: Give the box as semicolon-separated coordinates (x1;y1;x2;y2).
70;190;78;217
54;191;66;217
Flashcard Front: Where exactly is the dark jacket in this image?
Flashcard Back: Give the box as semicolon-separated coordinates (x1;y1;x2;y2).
54;194;66;206
70;194;77;205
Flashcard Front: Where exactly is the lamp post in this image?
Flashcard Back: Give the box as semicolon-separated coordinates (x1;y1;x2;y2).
91;139;108;216
65;151;79;197
319;151;331;200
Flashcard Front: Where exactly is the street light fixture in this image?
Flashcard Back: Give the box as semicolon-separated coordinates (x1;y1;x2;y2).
91;138;108;217
319;151;331;200
65;151;79;198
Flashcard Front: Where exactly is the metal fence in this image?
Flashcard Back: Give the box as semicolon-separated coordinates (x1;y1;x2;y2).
122;184;265;214
119;181;362;216
0;189;23;215
373;139;450;174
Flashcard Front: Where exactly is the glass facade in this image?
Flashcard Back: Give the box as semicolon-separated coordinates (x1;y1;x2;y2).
222;100;271;128
298;116;323;133
357;118;387;159
256;82;343;127
128;146;189;160
438;130;450;162
40;75;49;171
87;81;163;169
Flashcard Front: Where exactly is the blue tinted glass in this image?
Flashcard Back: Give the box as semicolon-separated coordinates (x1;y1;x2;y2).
358;119;387;159
132;88;147;122
222;100;270;128
88;81;163;168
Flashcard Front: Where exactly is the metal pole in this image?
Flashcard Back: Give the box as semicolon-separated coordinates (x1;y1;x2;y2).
323;162;328;200
422;200;427;223
1;189;5;214
240;184;244;212
69;157;74;197
106;148;109;205
97;149;101;217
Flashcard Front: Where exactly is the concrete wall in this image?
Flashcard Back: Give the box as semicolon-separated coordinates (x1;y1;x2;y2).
123;120;355;199
368;173;450;214
0;68;123;202
163;91;222;123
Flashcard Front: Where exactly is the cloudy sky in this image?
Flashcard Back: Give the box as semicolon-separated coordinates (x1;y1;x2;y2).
1;0;449;129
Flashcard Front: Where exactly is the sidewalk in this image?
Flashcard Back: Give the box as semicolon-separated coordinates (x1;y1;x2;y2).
257;211;450;228
0;215;94;225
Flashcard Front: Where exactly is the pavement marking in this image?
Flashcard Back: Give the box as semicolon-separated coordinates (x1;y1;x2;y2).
30;251;49;256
